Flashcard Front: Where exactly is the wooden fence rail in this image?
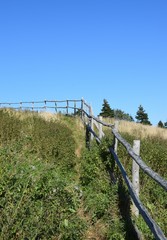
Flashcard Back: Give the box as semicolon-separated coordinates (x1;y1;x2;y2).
82;106;167;240
112;128;167;191
0;98;167;240
0;99;82;115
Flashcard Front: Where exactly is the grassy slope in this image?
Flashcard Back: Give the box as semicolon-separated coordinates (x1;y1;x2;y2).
0;110;166;240
0;109;87;240
116;122;167;239
103;118;167;239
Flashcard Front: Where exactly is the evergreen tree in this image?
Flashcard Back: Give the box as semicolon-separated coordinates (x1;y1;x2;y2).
135;105;151;125
158;121;164;128
114;109;134;121
99;99;114;118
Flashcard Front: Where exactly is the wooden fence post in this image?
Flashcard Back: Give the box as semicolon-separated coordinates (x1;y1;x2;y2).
98;116;103;139
32;102;34;111
44;100;46;110
74;101;76;115
132;140;140;217
55;102;57;112
81;98;84;121
114;120;119;154
89;105;94;141
66;100;69;115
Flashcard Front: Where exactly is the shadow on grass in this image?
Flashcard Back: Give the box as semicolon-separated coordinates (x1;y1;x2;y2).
100;142;140;240
117;177;140;240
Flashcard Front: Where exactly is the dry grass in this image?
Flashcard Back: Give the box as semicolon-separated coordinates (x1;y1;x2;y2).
2;108;86;157
84;220;107;240
100;117;167;140
3;109;167;141
2;108;61;121
118;120;167;140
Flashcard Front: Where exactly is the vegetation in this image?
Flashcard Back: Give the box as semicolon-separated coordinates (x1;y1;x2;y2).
116;132;167;240
104;119;167;239
118;119;167;140
99;99;166;127
0;108;166;240
164;122;167;128
157;120;167;128
80;138;139;239
158;120;164;128
99;99;114;118
99;99;134;121
0;109;86;240
114;109;134;122
135;105;151;125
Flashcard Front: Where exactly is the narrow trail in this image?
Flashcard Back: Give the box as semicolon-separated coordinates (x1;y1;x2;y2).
73;121;108;240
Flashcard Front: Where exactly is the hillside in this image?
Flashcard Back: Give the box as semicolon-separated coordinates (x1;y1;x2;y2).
0;109;166;240
0;109;86;239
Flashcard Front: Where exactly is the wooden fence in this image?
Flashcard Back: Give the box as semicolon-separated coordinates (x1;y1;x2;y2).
1;98;167;240
0;99;83;115
81;100;167;240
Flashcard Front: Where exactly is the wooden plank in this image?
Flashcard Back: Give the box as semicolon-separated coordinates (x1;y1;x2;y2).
132;140;140;217
89;105;94;141
66;100;69;114
114;120;119;154
98;116;104;139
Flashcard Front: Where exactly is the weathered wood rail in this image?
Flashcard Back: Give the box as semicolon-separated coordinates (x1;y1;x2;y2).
81;99;167;240
1;98;167;240
0;99;82;115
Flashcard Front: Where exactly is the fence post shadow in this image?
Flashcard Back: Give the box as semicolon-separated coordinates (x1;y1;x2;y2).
99;145;140;239
117;177;140;240
85;124;91;149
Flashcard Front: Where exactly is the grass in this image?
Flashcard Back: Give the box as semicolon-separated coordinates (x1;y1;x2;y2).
118;119;167;140
116;131;167;239
0;109;86;239
0;109;166;239
100;116;167;140
103;118;167;239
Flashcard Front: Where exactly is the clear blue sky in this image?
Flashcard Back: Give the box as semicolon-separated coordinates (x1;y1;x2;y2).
0;0;167;125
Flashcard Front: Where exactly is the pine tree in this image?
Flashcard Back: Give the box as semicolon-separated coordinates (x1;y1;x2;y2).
99;99;114;118
114;109;134;121
135;105;151;125
157;121;164;128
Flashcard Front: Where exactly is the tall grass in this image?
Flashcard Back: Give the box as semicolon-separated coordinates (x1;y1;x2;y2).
0;109;87;240
0;110;166;239
118;120;167;140
100;117;167;140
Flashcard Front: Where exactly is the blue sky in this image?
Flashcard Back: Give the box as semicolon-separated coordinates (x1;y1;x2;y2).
0;0;167;125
